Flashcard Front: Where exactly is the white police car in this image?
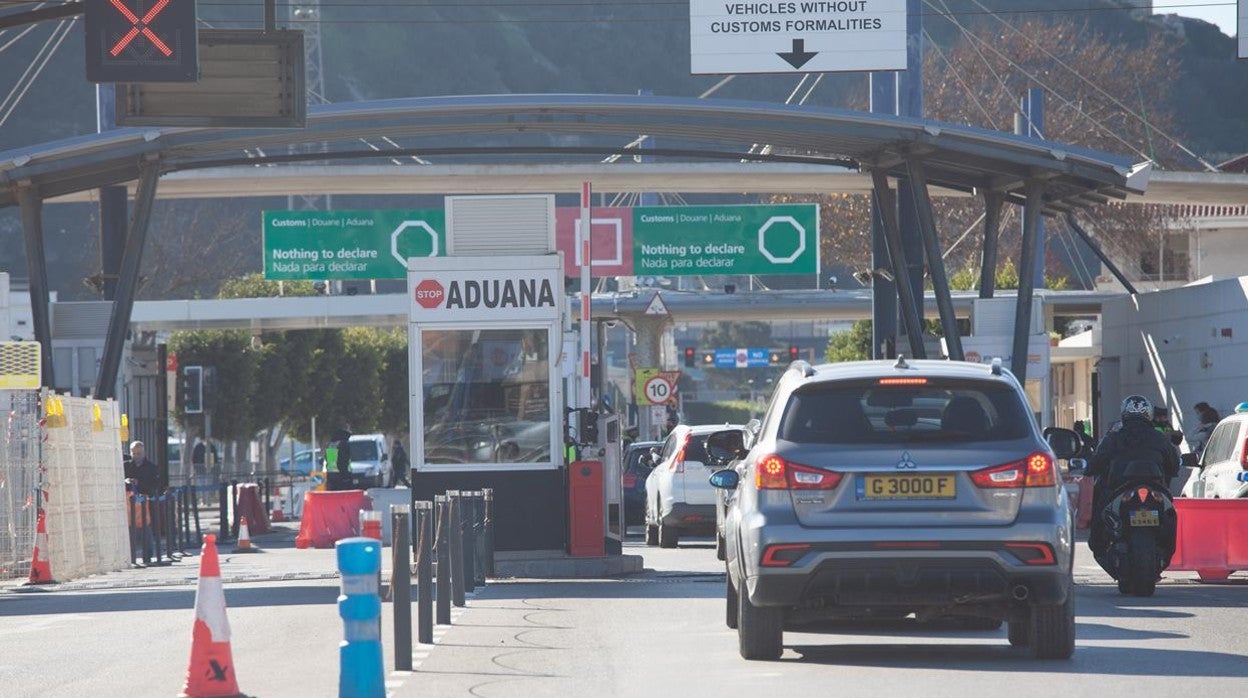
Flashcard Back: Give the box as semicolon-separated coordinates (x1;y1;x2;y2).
1181;403;1248;499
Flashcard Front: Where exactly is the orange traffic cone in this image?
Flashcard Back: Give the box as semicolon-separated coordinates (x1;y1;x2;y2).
27;510;55;585
179;535;243;698
232;517;257;554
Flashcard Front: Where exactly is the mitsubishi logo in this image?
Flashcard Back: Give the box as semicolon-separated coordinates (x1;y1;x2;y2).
108;0;174;57
896;451;918;469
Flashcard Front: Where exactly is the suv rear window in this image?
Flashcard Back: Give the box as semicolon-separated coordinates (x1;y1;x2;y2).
778;379;1032;445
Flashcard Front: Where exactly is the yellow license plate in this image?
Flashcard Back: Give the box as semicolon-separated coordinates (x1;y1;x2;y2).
1129;510;1160;527
860;474;957;500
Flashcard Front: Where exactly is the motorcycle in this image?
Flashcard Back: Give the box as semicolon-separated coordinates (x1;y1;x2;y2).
1093;461;1177;597
1045;427;1190;598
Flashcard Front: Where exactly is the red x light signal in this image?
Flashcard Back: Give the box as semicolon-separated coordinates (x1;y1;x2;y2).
85;0;199;83
109;0;174;58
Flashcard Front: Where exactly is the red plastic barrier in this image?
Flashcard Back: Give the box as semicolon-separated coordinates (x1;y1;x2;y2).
233;484;271;535
294;490;369;549
1170;498;1248;581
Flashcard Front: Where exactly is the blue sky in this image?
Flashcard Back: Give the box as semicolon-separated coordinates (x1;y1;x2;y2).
1156;1;1239;35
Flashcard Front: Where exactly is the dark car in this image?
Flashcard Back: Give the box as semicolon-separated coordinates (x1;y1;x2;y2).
623;441;662;527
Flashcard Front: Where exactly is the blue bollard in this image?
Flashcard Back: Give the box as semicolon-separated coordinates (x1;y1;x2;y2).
337;537;385;698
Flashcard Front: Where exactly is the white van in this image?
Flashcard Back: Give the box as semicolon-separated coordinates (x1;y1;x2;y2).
348;434;391;488
1182;405;1248;499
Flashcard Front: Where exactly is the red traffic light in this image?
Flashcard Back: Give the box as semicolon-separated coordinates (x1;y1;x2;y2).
789;346;800;361
684;347;696;367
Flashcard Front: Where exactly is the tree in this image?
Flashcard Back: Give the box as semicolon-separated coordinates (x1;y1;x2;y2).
375;329;410;437
826;320;873;363
946;259;1068;291
168;330;256;448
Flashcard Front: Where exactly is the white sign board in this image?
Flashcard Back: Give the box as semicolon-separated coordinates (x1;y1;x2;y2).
956;335;1052;382
1240;0;1247;59
689;0;908;75
408;255;562;322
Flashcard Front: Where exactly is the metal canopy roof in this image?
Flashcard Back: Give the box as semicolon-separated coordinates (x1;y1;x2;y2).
0;93;1150;210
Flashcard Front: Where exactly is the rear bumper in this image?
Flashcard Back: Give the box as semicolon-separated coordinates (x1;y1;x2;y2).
661;503;717;530
748;552;1071;608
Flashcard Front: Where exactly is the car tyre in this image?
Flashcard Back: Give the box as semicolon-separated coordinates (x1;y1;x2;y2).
1007;617;1031;647
644;523;658;546
1028;589;1075;659
726;571;739;629
715;533;726;561
737;581;783;660
658;520;678;549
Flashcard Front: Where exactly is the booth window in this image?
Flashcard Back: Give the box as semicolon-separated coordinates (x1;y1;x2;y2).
422;328;552;465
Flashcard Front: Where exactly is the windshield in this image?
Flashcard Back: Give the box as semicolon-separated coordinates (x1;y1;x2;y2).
349;441;379;461
779;379;1032;445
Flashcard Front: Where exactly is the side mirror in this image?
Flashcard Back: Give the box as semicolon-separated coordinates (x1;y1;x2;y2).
639;454;655;469
1068;457;1088;474
705;429;747;465
709;469;740;489
1180;452;1200;469
1044;427;1081;460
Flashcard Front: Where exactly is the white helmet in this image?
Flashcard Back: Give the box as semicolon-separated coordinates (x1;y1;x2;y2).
1121;395;1152;418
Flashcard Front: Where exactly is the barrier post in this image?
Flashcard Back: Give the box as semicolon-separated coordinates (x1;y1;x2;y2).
459;491;476;592
447;491;466;608
178;488;189;550
390;504;412;672
264;477;272;515
141;497;153;565
127;493;140;566
151;497;166;565
191;485;203;546
483;488;495;578
217;483;229;542
230;479;240;539
415;500;433;644
471;491;486;588
434;495;451;625
336;537;385;698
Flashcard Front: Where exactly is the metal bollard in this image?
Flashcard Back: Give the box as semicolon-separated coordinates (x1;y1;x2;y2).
230;480;240;539
483;489;495;578
461;491;477;591
141;496;154;565
447;491;466;608
415;501;433;644
390;504;412;672
471;491;486;587
336;537;385;698
152;497;167;565
264;477;272;515
217;483;229;542
191;485;203;545
434;495;451;624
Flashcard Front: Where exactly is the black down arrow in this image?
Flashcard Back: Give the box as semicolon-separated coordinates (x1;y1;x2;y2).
777;38;818;70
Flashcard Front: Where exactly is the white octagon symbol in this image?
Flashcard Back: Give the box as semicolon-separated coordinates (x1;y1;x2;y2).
391;221;439;268
758;216;806;264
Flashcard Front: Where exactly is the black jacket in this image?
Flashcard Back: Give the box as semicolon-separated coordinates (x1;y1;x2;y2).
1088;415;1180;484
331;428;352;473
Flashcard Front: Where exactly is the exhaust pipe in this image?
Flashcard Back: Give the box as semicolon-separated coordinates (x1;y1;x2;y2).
1011;585;1030;601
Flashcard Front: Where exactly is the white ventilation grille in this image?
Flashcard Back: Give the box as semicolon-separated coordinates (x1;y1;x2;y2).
972;297;1044;336
445;195;555;256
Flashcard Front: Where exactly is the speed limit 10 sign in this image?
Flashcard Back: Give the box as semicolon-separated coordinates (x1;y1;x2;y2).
643;376;674;405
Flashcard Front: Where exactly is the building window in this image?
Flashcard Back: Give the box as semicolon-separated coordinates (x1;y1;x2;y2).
1139;232;1190;282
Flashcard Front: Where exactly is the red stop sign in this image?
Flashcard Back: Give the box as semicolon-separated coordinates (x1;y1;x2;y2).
414;279;445;309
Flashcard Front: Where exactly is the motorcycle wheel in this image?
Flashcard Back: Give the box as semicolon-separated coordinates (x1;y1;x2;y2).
1127;527;1159;597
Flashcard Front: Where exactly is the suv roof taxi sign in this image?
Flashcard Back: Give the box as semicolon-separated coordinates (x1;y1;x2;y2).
414;279;445;309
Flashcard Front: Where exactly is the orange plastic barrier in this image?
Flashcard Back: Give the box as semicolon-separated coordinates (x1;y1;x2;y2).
1169;498;1248;581
233;484;270;535
294;490;368;549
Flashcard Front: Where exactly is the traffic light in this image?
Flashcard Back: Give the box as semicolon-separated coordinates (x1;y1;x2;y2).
181;365;203;414
684;347;696;368
85;0;200;83
579;409;600;444
769;351;782;365
789;346;800;362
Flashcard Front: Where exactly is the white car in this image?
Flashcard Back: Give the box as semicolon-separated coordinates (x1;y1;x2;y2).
645;424;743;548
1182;405;1248;499
348;434;391;488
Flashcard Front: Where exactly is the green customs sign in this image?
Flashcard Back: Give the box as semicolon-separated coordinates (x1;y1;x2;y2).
263;209;443;280
632;204;819;276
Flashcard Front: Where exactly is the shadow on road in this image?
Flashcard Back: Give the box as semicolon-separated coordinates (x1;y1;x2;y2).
0;584;338;617
785;643;1248;676
478;576;723;601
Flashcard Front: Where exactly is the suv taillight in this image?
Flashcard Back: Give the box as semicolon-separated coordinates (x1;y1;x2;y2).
670;434;690;474
755;454;843;490
971;452;1055;488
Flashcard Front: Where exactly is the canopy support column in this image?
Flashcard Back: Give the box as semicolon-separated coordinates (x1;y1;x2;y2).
16;183;55;387
1012;181;1045;381
978;192;1005;299
906;159;963;361
870;170;926;360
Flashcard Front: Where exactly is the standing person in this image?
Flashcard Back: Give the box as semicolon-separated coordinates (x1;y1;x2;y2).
390;438;411;488
1190;402;1220;457
125;441;161;497
328;425;352;490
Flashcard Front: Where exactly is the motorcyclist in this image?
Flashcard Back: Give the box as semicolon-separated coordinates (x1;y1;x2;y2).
1086;395;1179;555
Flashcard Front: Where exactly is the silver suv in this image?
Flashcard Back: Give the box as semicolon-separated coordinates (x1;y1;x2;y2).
709;358;1075;661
